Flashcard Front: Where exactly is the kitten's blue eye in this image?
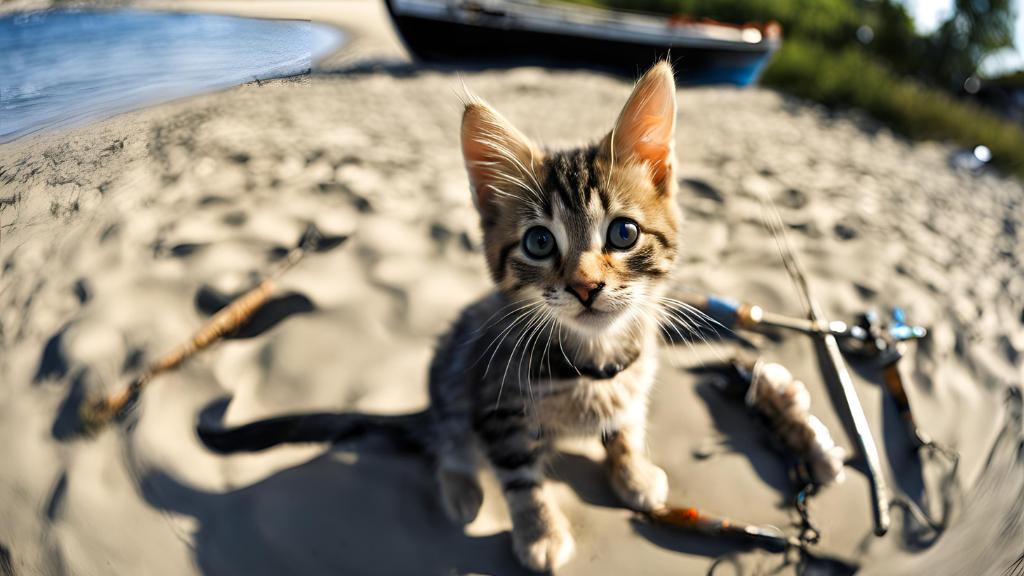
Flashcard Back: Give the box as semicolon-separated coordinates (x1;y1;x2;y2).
522;226;556;259
607;218;640;250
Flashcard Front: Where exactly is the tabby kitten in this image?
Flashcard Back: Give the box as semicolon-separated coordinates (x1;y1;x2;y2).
432;62;681;571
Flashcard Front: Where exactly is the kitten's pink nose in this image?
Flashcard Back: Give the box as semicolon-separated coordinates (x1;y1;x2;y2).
567;280;604;307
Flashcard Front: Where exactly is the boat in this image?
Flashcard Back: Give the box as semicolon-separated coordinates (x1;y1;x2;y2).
383;0;782;86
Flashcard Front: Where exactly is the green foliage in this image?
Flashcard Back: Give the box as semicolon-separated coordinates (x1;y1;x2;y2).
925;0;1017;89
580;0;1016;87
763;39;1024;177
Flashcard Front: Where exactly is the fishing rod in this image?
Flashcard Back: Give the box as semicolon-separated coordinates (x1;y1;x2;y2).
759;208;891;537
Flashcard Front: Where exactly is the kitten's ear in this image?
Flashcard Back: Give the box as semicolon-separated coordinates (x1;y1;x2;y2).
462;101;542;215
607;61;677;189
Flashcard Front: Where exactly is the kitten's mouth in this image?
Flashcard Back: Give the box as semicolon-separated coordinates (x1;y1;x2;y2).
573;308;618;327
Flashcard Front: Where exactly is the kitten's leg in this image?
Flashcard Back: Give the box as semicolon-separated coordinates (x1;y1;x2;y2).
477;408;574;572
603;423;668;512
434;408;484;525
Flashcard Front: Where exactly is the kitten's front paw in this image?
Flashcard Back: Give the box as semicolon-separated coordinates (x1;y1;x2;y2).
609;459;668;512
512;520;575;573
438;468;483;525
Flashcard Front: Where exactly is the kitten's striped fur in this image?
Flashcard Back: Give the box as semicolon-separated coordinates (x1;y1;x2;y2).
437;62;681;571
199;62;682;573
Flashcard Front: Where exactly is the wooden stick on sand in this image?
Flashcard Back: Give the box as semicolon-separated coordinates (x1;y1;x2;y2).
78;228;322;435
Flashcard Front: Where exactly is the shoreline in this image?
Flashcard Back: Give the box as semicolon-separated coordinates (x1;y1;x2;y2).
0;2;359;146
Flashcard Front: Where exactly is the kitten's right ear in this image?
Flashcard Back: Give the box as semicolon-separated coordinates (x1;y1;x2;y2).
461;102;542;216
607;61;677;190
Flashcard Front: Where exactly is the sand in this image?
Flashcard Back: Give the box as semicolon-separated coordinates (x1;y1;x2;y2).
1;1;1022;574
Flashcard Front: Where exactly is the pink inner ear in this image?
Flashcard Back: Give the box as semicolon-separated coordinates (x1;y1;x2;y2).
462;133;494;202
631;114;673;185
461;106;505;210
614;64;677;187
461;103;538;211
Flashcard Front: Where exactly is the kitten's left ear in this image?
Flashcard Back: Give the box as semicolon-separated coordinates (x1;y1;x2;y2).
606;61;677;190
461;101;542;217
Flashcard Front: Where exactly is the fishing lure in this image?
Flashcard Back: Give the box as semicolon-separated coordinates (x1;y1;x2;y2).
646;505;799;552
742;359;847;486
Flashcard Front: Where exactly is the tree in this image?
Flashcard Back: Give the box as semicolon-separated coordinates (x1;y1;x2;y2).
928;0;1016;89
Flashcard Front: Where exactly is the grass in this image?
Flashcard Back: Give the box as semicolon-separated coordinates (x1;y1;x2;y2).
763;39;1024;178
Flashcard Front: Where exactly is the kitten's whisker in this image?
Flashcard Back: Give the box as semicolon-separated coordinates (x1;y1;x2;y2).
516;311;542;391
652;304;690;346
524;311;551;385
463;298;534;343
556;322;580;377
672;305;724;339
657;297;735;337
649;303;705;367
667;308;717;359
523;311;555;409
540;315;558;388
636;306;680;370
657;303;727;366
498;307;547;409
475;303;538;366
477;300;539;335
478;301;545;376
493;308;541;409
661;304;704;341
658;299;729;355
621;313;649;366
673;304;726;350
655;299;716;340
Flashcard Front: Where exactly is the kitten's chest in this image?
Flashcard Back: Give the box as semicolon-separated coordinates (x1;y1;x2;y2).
531;349;657;436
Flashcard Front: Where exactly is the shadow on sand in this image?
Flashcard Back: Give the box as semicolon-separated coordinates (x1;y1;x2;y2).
144;378;1017;575
135;399;807;576
139;444;526;576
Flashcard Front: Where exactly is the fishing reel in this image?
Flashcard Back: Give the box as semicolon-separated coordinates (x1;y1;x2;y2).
836;307;928;365
839;309;959;458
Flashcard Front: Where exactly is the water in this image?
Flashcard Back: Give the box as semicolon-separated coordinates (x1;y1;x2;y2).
0;10;343;143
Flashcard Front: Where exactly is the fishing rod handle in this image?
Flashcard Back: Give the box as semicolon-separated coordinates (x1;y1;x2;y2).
704;295;850;335
703;295;767;330
820;333;891;536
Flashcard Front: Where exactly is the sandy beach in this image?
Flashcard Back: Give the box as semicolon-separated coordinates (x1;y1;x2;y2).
1;1;1023;574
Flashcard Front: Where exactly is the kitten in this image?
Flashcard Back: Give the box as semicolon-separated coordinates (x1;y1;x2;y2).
431;61;680;571
200;62;682;572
